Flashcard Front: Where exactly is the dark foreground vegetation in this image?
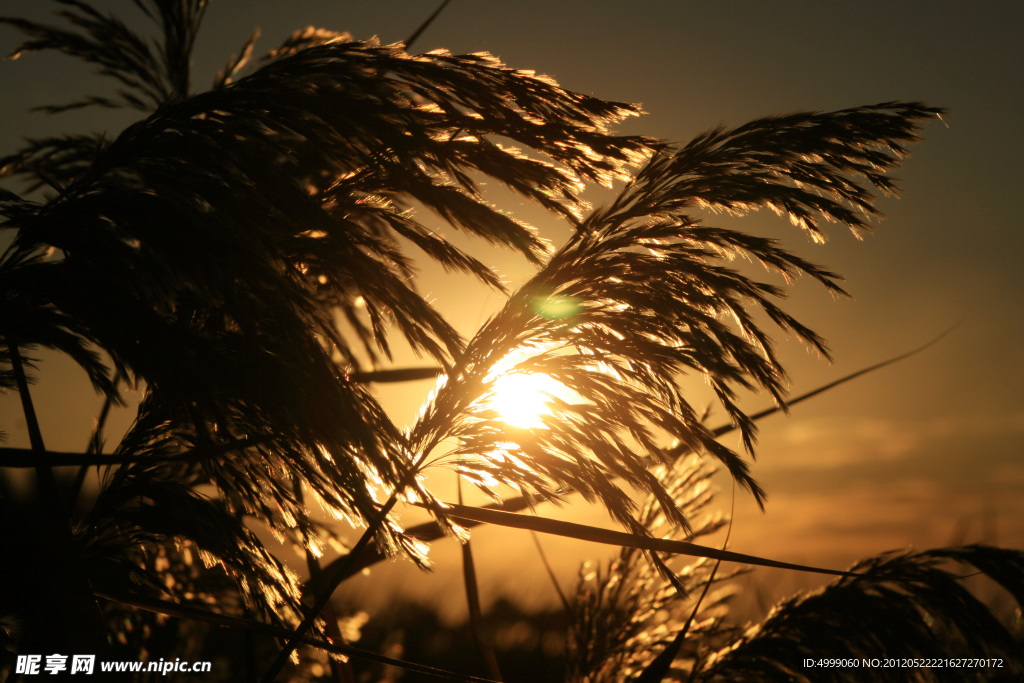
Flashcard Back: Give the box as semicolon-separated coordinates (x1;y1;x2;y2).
1;1;1021;681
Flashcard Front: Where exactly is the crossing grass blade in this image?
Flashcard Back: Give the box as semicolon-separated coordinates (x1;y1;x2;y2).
348;367;444;384
634;484;735;682
440;503;859;579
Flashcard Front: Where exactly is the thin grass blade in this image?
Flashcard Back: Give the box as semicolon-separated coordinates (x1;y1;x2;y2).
440;503;858;578
636;484;735;682
348;367;443;383
404;0;453;51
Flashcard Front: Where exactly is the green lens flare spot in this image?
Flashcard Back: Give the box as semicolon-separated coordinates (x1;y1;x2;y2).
532;296;582;320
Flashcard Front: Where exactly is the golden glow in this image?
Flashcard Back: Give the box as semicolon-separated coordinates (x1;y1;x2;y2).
488;372;569;429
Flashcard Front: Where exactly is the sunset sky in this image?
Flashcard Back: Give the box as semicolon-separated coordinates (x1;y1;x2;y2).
2;0;1022;622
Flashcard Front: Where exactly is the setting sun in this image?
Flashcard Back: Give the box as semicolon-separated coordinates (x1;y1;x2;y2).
487;372;570;429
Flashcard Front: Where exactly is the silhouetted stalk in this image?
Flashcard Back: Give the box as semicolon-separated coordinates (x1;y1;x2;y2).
650;552;692;600
302;496;535;596
0;436;273;467
264;423;453;682
459;478;504;681
348;367;442;383
69;370;120;509
531;530;571;613
262;489;404;682
243;607;258;683
291;473;355;683
7;340;109;655
637;484;734;683
7;341;56;497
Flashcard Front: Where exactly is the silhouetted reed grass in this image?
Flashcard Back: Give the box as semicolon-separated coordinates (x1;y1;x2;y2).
0;2;1021;682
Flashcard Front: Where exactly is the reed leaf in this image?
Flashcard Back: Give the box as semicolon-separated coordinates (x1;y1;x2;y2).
439;502;857;578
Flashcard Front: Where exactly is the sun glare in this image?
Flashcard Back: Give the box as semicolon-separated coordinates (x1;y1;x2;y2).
488;372;570;429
